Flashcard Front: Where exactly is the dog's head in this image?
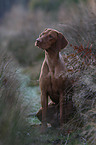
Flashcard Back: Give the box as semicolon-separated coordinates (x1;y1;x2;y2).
35;28;68;51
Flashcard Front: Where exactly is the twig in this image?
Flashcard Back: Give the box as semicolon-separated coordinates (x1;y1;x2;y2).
65;133;70;145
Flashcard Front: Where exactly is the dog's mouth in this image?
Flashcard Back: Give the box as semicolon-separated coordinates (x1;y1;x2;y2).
35;38;43;47
35;41;42;49
35;39;50;50
35;41;38;46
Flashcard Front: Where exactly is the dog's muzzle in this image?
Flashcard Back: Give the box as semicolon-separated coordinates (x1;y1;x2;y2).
35;38;42;46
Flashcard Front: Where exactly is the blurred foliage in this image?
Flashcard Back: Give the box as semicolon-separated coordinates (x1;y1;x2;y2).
8;35;44;66
29;0;64;11
29;0;87;11
0;0;28;18
0;0;87;18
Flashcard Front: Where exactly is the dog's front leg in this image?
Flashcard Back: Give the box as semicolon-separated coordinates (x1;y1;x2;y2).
41;92;48;128
60;93;67;127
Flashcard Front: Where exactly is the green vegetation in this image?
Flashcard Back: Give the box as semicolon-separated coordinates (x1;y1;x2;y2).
29;0;87;11
29;0;64;11
27;126;86;145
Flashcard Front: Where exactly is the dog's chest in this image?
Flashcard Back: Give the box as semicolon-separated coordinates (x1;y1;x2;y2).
47;72;66;103
47;61;67;92
50;72;65;90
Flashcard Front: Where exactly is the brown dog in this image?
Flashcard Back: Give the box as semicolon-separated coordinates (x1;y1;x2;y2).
35;28;73;127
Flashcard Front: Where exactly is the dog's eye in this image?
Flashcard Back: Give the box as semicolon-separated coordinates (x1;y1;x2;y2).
39;33;44;37
49;35;53;38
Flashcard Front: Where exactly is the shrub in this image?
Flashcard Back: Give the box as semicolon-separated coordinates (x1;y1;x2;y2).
59;1;96;144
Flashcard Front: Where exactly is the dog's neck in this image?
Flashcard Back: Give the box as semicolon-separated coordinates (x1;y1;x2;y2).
45;49;62;74
45;46;60;63
45;49;59;61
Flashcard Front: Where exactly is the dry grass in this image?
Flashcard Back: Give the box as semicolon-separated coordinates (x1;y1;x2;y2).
58;1;96;144
0;47;30;145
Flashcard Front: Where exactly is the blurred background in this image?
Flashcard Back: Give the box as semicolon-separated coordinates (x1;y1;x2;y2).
0;0;96;145
0;0;94;66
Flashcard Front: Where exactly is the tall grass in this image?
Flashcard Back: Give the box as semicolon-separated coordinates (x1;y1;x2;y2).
0;48;30;145
59;1;96;144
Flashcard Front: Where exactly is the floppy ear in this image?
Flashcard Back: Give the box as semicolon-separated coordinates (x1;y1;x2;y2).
56;32;68;51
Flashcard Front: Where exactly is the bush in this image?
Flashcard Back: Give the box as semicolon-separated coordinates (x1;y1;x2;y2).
59;1;96;144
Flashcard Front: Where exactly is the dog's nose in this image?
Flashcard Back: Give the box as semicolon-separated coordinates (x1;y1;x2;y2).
35;38;42;46
36;38;42;43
